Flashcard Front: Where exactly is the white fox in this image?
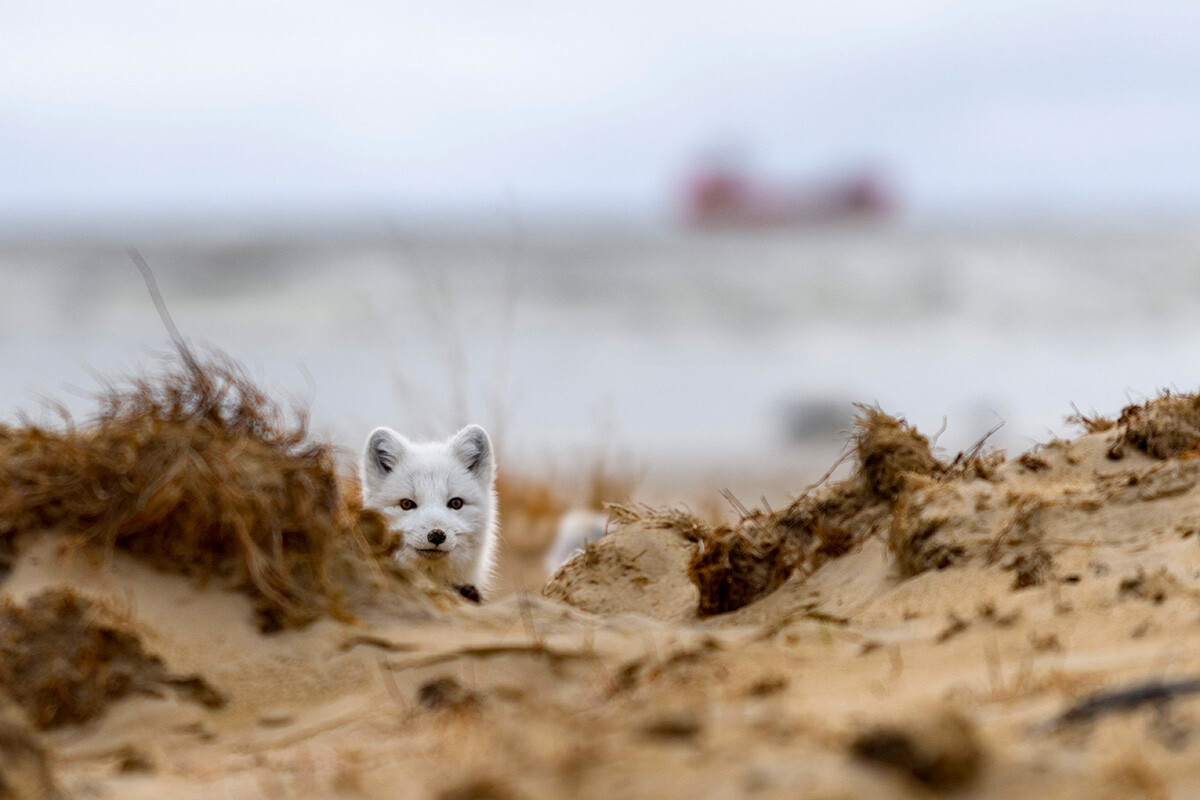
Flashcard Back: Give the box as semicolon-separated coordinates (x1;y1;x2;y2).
361;425;498;598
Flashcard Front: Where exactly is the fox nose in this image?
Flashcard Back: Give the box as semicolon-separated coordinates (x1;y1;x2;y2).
427;530;446;546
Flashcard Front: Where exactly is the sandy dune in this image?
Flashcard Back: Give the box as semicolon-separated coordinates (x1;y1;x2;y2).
7;384;1200;799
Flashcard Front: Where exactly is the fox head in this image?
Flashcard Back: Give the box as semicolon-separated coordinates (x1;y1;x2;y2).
360;424;497;583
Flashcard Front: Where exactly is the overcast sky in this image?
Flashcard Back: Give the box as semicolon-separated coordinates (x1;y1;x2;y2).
4;1;1200;226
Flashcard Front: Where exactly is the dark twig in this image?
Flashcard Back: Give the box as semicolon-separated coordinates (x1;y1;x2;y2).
385;643;593;672
338;635;418;654
1048;677;1200;728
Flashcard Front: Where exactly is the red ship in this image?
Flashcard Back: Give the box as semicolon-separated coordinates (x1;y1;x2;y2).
683;164;897;227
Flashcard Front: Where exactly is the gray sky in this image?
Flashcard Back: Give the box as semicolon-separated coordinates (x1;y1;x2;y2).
4;0;1200;225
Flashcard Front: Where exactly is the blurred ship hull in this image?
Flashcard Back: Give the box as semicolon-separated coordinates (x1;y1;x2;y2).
684;167;897;228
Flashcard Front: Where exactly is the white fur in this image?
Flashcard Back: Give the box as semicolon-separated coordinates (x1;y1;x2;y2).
544;509;609;575
361;425;498;596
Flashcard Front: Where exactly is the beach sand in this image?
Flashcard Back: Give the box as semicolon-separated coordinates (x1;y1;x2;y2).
6;384;1200;799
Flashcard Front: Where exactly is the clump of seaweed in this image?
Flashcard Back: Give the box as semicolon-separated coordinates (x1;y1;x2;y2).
850;708;984;792
608;504;708;539
778;479;878;569
779;406;947;576
555;407;959;618
852;405;944;501
0;589;224;729
685;407;947;614
887;503;960;578
689;515;805;617
1065;403;1115;434
0;350;387;629
437;777;519;800
1111;392;1200;459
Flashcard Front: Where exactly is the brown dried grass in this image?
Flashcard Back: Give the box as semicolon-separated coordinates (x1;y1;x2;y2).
689;515;805;617
0;589;224;729
553;407;964;617
0;351;386;629
850;707;984;791
604;502;808;617
1065;403;1115;434
852;404;944;501
887;502;959;578
774;406;945;577
620;406;950;616
1113;391;1200;459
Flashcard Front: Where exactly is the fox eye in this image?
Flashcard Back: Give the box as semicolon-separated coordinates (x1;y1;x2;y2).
398;499;417;510
447;497;464;510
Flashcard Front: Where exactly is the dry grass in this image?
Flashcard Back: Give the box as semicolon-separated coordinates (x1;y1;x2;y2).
1112;391;1200;459
712;405;955;606
1065;403;1116;434
0;351;389;629
887;504;959;577
852;404;944;501
581;455;639;513
600;504;787;617
608;503;708;538
780;406;946;577
497;455;639;550
592;407;952;616
689;516;804;617
0;589;223;729
850;707;984;792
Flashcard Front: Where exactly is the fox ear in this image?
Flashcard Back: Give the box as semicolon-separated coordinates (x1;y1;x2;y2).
451;425;494;480
363;427;405;485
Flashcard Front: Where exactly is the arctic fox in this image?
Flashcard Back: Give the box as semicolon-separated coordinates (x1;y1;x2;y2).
544;509;609;575
361;424;498;597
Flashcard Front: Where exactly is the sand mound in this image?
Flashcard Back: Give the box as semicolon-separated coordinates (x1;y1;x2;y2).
543;510;699;622
542;396;1200;654
11;373;1200;797
546;407;946;619
0;352;408;630
0;589;224;730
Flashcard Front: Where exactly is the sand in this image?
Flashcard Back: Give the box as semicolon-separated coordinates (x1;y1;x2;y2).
8;399;1200;799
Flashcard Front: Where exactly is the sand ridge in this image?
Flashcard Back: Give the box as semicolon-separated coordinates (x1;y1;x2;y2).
8;384;1200;797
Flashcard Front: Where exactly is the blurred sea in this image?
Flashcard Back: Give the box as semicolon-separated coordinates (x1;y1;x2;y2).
3;225;1200;491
